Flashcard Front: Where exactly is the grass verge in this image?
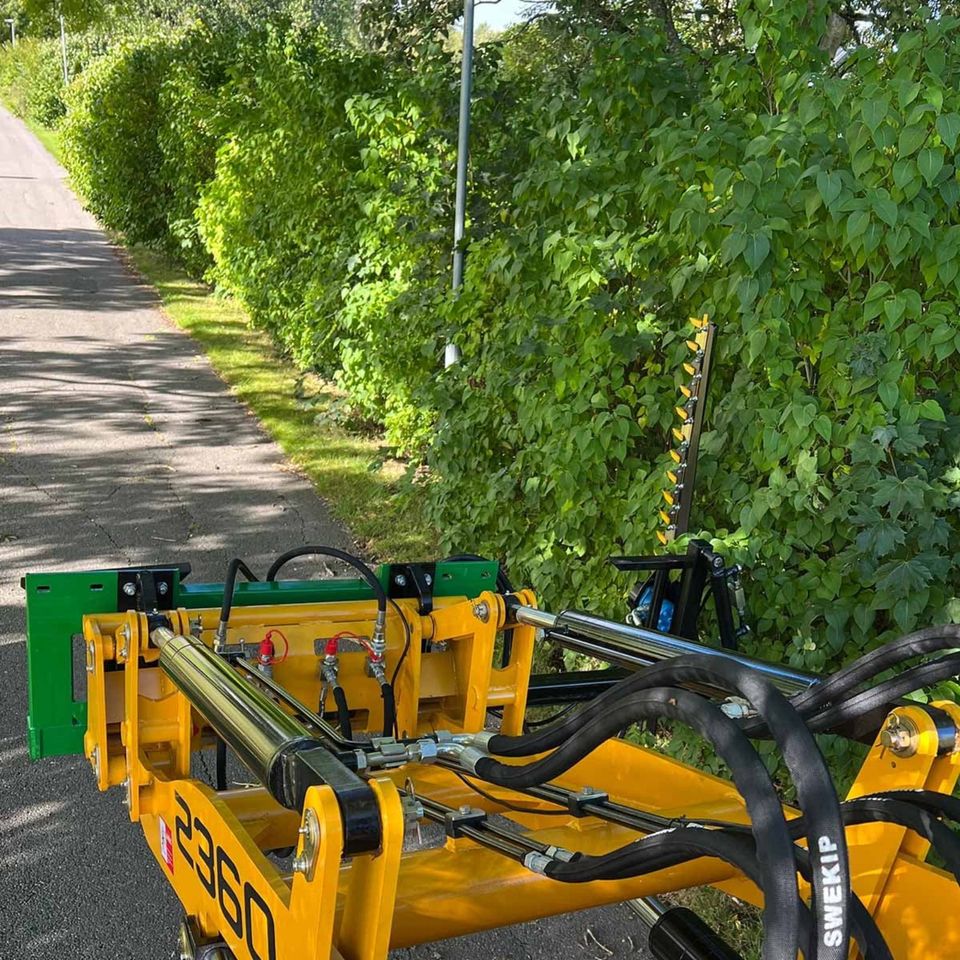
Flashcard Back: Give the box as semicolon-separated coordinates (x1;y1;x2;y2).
124;246;438;561
669;887;762;960
24;115;62;161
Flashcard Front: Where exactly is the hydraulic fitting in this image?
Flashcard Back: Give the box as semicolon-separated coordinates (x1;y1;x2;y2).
257;636;275;680
372;608;387;650
366;635;387;684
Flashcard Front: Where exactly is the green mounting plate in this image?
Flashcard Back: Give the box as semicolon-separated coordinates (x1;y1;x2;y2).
24;560;498;760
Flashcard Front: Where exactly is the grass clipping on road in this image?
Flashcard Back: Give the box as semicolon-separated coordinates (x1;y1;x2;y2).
126;245;437;562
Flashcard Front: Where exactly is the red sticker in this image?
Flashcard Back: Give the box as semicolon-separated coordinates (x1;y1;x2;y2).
159;816;174;872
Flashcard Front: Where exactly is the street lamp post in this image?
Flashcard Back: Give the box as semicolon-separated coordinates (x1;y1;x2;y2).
444;0;476;369
59;16;69;84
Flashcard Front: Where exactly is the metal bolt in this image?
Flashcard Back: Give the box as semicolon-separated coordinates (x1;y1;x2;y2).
880;713;918;757
292;809;319;878
394;574;407;588
157;581;169;596
424;573;433;586
458;804;472;815
122;581;137;596
473;601;490;623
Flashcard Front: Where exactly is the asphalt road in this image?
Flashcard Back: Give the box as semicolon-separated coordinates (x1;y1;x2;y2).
0;106;650;960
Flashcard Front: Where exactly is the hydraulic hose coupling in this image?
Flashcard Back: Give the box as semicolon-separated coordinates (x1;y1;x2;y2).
213;620;228;653
322;637;340;686
257;636;275;679
435;731;493;774
372;608;387;649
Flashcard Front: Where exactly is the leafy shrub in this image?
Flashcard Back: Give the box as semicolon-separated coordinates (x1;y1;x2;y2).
61;25;239;262
0;31;111;126
0;37;66;124
196;29;384;367
157;24;248;274
61;35;176;241
430;8;960;680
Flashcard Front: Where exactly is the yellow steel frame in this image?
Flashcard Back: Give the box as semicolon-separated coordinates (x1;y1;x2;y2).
80;592;960;960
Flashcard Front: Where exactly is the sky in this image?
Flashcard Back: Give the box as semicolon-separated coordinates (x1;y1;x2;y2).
474;0;534;30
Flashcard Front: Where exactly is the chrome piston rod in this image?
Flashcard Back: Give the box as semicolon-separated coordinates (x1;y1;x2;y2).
513;606;816;696
151;626;320;807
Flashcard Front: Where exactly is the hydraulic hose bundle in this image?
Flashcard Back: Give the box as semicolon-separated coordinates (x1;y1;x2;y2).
462;617;960;958
475;653;852;960
736;624;960;738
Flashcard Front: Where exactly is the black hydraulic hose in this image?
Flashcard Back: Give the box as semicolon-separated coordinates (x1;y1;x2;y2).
869;787;960;824
804;651;960;733
736;627;960;738
477;687;800;960
552;826;889;960
485;653;849;960
218;557;259;634
215;738;227;791
332;685;353;741
266;545;387;614
784;796;960;887
380;681;396;738
547;827;812;959
790;625;960;716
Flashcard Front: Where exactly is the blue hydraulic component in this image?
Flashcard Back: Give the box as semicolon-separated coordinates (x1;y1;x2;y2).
635;585;675;632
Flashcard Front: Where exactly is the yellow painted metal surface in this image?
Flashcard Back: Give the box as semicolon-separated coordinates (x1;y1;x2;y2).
80;595;960;960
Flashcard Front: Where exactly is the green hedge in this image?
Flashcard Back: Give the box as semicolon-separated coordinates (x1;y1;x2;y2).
0;31;109;125
24;5;960;691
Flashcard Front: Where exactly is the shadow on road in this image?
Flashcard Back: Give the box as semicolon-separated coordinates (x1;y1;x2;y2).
0;228;157;313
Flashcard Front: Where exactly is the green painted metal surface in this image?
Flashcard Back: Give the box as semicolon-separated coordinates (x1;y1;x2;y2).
24;570;124;760
25;560;498;760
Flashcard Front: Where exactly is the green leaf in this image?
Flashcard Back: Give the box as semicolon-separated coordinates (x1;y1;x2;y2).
856;519;906;559
846;210;870;241
919;398;946;421
873;196;898;227
879;381;898;409
816;170;842;207
892;158;918;190
875;557;934;600
898;124;927;157
918;146;945;185
861;98;888;133
743;232;770;271
884;297;906;326
937;112;960;150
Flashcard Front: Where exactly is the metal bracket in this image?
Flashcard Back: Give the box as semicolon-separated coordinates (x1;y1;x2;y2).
566;788;609;817
386;563;436;615
116;566;179;613
444;805;487;838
